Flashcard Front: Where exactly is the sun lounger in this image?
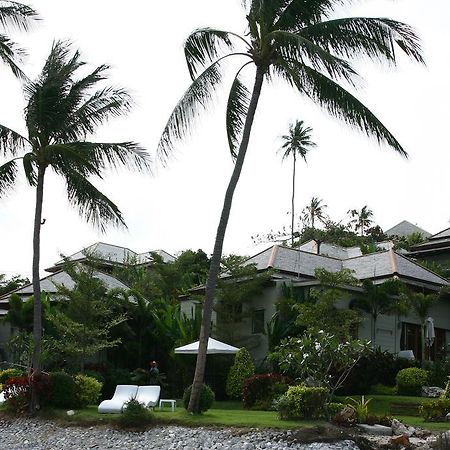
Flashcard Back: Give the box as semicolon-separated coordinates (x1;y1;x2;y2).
98;384;138;414
130;385;161;409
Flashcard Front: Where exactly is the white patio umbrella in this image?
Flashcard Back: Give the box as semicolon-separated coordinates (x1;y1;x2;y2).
174;337;239;355
425;317;435;346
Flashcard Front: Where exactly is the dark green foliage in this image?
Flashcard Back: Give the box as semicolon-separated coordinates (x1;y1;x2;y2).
118;398;154;429
427;360;450;388
74;374;102;407
243;373;292;410
393;232;427;251
0;368;24;384
338;348;418;395
276;385;328;420
420;398;450;421
226;348;255;399
396;367;429;396
183;384;215;413
0;274;29;296
327;402;346;416
48;372;77;408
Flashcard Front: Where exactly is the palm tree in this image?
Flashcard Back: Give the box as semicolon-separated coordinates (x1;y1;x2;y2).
0;41;150;407
158;0;424;413
0;1;37;78
348;205;373;236
279;120;315;246
303;196;328;229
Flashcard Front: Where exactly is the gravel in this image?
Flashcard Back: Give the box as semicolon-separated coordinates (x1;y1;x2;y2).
0;419;361;450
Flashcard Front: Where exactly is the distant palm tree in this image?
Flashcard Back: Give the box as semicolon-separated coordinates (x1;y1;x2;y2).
0;41;150;407
0;1;37;78
303;196;328;229
279;120;315;246
158;0;424;413
349;205;373;236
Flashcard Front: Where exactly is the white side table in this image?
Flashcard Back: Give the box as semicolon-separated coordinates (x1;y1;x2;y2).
159;399;177;412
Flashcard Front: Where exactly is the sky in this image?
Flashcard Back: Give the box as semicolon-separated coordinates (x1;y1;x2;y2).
0;0;449;279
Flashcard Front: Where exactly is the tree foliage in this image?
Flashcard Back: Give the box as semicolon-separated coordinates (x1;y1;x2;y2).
226;347;255;400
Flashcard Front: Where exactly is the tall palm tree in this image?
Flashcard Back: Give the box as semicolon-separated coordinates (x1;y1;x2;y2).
0;41;150;406
348;205;373;236
0;1;38;78
158;0;424;412
279;120;315;246
303;196;328;229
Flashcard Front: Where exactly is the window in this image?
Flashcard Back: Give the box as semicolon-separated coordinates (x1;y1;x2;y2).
252;309;265;334
401;322;447;361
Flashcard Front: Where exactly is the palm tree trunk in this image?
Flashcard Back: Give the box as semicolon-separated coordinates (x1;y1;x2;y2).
187;67;265;413
31;166;45;411
291;154;296;247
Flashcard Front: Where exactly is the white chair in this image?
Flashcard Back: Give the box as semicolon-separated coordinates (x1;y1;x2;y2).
129;385;161;409
98;385;138;414
0;391;5;405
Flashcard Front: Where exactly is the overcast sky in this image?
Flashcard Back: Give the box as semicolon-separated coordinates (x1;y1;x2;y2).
0;0;449;279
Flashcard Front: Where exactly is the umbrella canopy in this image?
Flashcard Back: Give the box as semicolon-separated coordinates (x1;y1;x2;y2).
174;337;239;355
425;317;435;344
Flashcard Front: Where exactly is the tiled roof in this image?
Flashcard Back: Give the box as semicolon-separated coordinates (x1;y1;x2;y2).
385;220;431;238
430;227;450;240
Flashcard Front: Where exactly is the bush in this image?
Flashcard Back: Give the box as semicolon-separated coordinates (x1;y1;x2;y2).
3;376;30;413
0;368;24;385
74;374;102;408
369;383;397;396
182;384;215;413
243;373;292;409
118;398;153;429
48;372;77;408
396;367;429;396
275;385;328;420
226;348;255;400
420;398;450;421
442;376;450;399
427;359;450;388
327;402;346;416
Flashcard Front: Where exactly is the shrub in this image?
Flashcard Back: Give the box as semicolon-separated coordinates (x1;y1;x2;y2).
347;396;372;423
327;402;346;416
427;359;450;388
0;368;24;385
243;373;292;409
74;374;102;408
3;376;30;413
182;384;215;413
369;383;397;396
396;367;429;396
276;385;328;420
48;372;77;408
226;348;255;400
118;398;153;429
420;398;450;421
442;376;450;399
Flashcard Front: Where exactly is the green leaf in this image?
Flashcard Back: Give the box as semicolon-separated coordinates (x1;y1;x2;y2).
0;158;18;196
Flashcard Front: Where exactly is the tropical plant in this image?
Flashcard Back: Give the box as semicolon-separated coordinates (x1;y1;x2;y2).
347;395;372;423
279;120;315;246
158;0;423;412
351;279;402;344
302;196;328;229
0;41;150;403
348;205;374;236
226;347;255;399
0;1;37;78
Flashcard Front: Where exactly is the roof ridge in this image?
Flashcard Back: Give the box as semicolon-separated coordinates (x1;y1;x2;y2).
267;245;279;268
395;251;450;284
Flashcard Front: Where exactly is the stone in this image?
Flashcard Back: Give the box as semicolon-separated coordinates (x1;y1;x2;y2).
334;406;357;426
66;410;75;416
391;419;415;437
357;424;392;436
390;434;411;447
421;386;445;398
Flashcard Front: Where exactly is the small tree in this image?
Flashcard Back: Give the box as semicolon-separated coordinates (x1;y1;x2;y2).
226;347;255;399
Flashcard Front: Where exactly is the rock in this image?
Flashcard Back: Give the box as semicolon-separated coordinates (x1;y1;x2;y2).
66;410;75;416
390;434;410;447
421;386;444;398
391;419;415;437
357;424;392;436
334;406;357;426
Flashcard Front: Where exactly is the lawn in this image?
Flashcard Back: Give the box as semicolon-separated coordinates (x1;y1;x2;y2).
3;396;450;432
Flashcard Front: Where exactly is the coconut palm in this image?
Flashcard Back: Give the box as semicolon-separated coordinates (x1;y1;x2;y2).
0;1;37;78
303;196;328;229
348;205;374;236
0;41;150;406
158;0;424;412
279;120;315;246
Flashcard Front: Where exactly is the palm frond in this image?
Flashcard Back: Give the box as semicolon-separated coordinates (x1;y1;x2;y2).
0;123;29;156
63;169;126;233
226;65;252;159
0;1;38;31
301;17;424;64
157;59;225;163
271;30;359;84
22;151;37;185
274;60;406;156
0;33;26;78
0;158;18;196
185;28;244;79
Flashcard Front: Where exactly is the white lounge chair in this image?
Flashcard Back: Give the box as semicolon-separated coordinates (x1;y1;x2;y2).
98;385;138;414
131;385;161;409
0;391;5;405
